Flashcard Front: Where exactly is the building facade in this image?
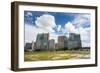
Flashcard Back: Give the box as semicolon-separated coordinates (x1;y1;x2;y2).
35;33;49;51
67;33;82;49
25;33;82;52
58;36;68;50
24;43;32;51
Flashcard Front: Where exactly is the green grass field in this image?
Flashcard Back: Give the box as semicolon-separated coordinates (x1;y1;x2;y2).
24;50;90;61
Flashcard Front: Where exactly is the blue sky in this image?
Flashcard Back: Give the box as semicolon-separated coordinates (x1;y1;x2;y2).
24;11;90;47
24;11;90;28
25;11;75;26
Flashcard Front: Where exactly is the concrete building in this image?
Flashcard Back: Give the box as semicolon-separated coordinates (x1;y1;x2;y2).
48;39;55;51
58;36;68;50
35;33;49;51
57;33;81;50
67;33;82;49
24;43;32;51
25;33;82;52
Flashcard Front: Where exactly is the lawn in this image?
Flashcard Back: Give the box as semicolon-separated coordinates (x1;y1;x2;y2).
24;50;90;61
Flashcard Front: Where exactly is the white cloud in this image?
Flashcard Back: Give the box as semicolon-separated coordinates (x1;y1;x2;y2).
25;14;90;47
72;14;90;27
64;21;90;47
25;14;59;44
26;12;33;16
71;14;90;47
35;14;56;32
64;14;90;47
65;22;79;34
79;27;90;47
25;24;48;43
57;25;61;32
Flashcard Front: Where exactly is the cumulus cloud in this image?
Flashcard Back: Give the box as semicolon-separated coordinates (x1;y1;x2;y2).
25;14;59;44
72;14;90;47
63;14;90;47
25;13;90;47
57;25;61;32
65;22;79;34
72;14;90;28
35;14;56;32
64;21;90;47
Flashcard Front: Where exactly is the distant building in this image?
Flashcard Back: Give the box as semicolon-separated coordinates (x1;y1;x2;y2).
58;36;68;50
25;32;82;52
67;33;82;49
35;33;49;51
24;43;32;51
48;39;55;51
57;33;81;50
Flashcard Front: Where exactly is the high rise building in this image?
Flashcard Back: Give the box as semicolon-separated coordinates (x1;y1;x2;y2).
67;33;82;49
35;33;49;51
30;32;82;51
58;36;68;50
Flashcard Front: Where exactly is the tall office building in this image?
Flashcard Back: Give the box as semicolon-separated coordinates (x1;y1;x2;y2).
32;32;82;51
58;36;68;50
35;33;49;51
67;33;82;49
